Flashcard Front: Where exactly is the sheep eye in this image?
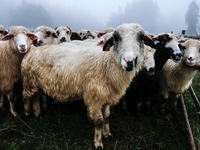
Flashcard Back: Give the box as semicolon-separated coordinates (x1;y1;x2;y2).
66;31;69;34
46;31;51;37
199;48;200;53
56;31;60;35
80;33;82;35
0;30;3;33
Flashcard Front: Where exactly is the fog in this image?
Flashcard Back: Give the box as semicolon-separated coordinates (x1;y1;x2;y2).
0;0;200;35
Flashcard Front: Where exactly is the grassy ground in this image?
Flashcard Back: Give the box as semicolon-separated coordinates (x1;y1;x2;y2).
0;73;200;150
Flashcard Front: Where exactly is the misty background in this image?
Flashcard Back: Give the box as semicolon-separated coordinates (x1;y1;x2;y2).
0;0;200;35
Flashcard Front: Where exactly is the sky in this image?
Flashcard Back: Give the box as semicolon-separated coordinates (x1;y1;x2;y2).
0;0;200;34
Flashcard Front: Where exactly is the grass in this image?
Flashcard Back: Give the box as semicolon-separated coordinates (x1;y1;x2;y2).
1;73;200;150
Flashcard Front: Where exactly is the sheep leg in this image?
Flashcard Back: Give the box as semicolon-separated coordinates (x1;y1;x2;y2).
24;97;31;116
87;104;104;150
102;104;113;140
24;91;42;116
0;94;6;111
159;91;169;115
144;99;151;116
173;94;181;114
136;100;143;117
41;94;47;110
32;93;42;117
7;92;19;117
121;95;129;115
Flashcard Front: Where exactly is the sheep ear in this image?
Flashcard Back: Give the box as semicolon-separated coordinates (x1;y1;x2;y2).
2;34;13;41
178;44;186;51
97;40;105;46
103;37;114;51
52;32;58;38
4;30;8;35
54;27;58;30
27;33;38;41
97;33;104;38
143;35;156;49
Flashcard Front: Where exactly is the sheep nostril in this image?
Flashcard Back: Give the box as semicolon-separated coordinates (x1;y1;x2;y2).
127;61;133;67
188;57;194;61
60;37;66;42
149;67;155;73
20;44;25;50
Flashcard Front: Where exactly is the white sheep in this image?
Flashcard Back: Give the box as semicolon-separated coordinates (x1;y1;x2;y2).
54;26;72;44
78;29;95;39
0;26;37;117
33;26;58;46
158;39;200;114
21;23;155;150
0;25;8;40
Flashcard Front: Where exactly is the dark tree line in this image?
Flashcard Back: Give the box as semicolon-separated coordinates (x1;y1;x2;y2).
8;1;53;29
185;0;200;35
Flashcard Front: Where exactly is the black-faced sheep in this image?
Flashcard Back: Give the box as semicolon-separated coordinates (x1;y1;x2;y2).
158;39;200;114
32;26;58;46
21;23;155;150
54;26;72;44
122;33;182;116
0;25;8;40
0;26;37;117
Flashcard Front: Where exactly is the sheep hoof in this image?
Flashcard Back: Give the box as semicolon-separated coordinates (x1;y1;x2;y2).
13;112;20;118
97;146;103;150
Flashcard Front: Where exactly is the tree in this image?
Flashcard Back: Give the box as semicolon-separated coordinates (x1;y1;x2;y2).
185;0;200;35
107;0;159;32
8;1;53;29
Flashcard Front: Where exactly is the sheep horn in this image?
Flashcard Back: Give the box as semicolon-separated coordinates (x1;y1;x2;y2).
67;26;72;37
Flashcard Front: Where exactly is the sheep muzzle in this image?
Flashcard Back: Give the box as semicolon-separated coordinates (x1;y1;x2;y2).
171;53;182;62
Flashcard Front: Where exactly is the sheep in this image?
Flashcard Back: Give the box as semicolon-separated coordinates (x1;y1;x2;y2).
32;26;58;46
0;26;37;117
158;39;200;115
97;28;115;38
21;23;155;150
33;26;71;112
78;29;95;39
103;27;115;34
54;26;72;44
0;25;8;40
122;33;183;116
70;31;83;41
71;30;94;41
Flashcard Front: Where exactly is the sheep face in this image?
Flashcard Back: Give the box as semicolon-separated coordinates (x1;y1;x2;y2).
0;25;8;40
143;46;156;76
0;30;8;37
153;33;182;62
79;29;93;40
2;26;37;53
33;31;57;46
179;39;200;67
103;24;155;72
55;26;72;44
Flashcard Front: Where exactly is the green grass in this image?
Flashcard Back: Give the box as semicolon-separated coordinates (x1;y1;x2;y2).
1;73;200;150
